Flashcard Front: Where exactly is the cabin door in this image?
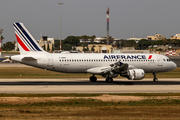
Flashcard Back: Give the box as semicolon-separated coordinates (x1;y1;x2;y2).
48;55;53;66
157;56;163;66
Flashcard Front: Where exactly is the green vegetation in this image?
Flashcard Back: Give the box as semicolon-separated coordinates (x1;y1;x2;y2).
0;98;180;107
55;36;80;50
2;41;15;51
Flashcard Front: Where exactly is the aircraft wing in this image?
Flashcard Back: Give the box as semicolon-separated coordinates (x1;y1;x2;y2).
87;61;135;75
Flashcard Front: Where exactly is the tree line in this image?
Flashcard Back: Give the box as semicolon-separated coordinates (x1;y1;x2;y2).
117;39;180;50
2;34;180;51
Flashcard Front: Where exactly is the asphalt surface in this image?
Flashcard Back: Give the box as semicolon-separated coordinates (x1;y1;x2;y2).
0;78;180;93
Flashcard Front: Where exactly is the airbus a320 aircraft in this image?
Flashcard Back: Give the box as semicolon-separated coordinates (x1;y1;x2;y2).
11;23;177;83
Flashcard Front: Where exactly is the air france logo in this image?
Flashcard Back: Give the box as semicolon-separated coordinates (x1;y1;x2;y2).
104;55;152;60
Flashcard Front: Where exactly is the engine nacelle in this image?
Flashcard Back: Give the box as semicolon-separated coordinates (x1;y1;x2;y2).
120;69;145;80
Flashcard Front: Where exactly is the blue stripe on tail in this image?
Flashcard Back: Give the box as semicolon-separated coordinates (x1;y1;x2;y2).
16;23;42;51
13;24;35;51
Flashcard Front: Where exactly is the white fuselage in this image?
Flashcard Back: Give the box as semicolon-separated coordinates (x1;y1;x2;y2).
11;53;177;74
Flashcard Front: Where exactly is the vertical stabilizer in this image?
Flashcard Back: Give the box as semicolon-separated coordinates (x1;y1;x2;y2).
13;22;46;55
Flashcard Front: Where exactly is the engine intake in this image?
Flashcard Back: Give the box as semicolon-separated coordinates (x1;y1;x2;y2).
120;69;145;80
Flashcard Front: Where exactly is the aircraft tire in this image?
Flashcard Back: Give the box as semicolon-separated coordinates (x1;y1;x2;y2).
90;76;97;82
153;78;158;82
106;77;113;83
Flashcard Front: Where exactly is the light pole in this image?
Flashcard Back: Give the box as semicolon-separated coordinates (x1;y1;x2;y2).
0;29;3;56
58;1;63;51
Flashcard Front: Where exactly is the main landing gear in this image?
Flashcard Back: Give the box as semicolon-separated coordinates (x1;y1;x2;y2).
153;73;158;82
90;75;97;82
89;75;114;83
106;77;113;83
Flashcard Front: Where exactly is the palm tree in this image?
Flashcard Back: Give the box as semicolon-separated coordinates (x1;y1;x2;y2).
98;45;102;53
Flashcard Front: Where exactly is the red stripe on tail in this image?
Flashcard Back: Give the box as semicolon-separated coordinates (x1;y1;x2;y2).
15;34;30;51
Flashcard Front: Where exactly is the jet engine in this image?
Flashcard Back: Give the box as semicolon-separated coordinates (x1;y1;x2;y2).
120;69;145;80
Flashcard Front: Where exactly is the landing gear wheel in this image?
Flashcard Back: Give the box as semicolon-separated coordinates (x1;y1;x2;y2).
90;76;97;82
153;78;158;82
106;77;113;83
153;73;158;82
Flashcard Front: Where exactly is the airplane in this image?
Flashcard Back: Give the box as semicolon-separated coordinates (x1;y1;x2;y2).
0;56;6;62
10;22;177;83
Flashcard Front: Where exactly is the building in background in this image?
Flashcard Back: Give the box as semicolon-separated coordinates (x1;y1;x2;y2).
147;34;166;40
127;37;146;43
76;44;115;53
170;34;180;40
38;36;59;51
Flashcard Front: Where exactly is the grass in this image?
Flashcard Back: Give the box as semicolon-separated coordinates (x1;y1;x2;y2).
0;98;180;107
0;98;180;119
2;51;20;54
0;67;180;78
0;66;179;119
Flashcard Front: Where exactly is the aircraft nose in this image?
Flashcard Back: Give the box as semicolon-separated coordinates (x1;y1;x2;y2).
171;62;177;70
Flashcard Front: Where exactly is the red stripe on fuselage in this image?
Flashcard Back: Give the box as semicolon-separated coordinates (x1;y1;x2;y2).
15;34;30;51
148;55;152;59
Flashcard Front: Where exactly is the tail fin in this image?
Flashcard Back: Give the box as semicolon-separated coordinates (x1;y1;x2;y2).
13;22;46;55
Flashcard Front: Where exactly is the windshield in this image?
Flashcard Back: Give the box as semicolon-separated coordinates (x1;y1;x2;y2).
163;58;171;62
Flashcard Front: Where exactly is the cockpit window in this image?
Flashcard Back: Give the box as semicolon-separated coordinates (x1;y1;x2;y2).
167;59;171;62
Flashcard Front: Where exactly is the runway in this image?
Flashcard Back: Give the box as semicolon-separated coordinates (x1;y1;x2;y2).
0;56;180;93
0;78;180;93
